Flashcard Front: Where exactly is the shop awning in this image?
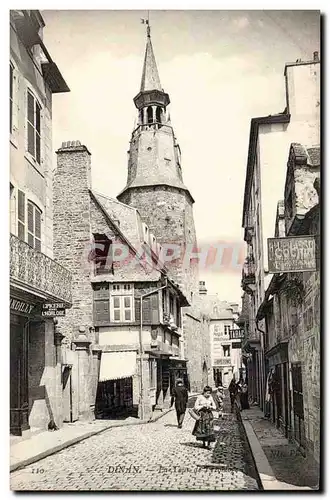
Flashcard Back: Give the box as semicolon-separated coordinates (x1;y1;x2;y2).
99;351;137;382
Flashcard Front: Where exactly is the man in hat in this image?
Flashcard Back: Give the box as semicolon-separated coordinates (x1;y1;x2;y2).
170;379;188;428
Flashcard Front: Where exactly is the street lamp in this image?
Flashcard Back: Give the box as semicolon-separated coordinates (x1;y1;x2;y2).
139;279;168;420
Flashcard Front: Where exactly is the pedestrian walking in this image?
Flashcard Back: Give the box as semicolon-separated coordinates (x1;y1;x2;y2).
240;381;249;410
192;386;216;449
213;385;224;418
170;379;188;428
228;377;237;412
235;380;243;411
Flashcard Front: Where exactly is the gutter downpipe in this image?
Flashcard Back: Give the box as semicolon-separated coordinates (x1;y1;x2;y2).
139;278;168;420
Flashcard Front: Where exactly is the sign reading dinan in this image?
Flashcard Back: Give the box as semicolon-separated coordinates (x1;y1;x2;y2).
268;236;317;274
41;303;66;317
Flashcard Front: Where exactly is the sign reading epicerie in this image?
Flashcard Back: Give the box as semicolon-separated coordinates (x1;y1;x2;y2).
41;303;66;317
268;236;317;274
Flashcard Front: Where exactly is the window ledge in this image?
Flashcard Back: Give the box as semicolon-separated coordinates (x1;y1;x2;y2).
10;132;18;150
24;152;44;177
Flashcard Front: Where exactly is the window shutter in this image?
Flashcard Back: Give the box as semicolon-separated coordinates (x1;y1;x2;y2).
151;294;159;324
18;190;25;223
142;296;151;323
35;208;41;239
27;202;34;232
135;297;141;322
94;299;110;324
94;283;109;299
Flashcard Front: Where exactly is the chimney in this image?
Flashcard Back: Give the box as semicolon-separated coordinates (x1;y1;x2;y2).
199;281;207;295
313;51;319;62
53;140;92;265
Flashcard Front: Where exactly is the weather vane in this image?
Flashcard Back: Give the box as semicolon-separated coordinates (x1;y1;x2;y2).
141;11;150;37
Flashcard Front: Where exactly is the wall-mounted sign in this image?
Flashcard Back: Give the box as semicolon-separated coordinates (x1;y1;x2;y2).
232;342;242;349
41;303;66;317
268;236;317;274
10;298;34;314
229;329;245;340
213;358;231;366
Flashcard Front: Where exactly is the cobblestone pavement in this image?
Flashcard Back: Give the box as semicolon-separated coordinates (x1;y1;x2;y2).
11;396;260;491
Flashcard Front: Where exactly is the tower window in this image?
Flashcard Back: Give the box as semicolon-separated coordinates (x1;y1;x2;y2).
156;107;161;123
147;106;153;124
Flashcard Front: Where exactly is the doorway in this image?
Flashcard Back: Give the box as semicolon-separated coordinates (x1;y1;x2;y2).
10;314;29;435
291;363;305;449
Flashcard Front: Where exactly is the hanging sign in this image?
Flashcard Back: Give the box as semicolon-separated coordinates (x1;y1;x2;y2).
268;236;317;273
41;303;66;317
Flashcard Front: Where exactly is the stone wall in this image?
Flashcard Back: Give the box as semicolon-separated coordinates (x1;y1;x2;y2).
53;142;94;344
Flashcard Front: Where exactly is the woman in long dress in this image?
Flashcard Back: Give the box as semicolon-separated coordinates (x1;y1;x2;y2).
192;386;216;449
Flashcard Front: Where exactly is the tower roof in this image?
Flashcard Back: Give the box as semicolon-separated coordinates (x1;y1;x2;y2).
140;32;162;92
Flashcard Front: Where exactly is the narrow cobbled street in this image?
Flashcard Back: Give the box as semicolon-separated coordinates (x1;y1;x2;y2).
11;396;260;491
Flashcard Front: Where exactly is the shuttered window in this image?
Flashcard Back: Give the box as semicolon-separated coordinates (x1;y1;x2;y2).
27;201;41;251
27;90;41;164
93;283;110;324
17;190;25;241
134;292;159;324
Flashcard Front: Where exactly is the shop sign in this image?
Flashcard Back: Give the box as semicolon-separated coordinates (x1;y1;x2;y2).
41;302;66;317
232;342;242;349
10;298;34;314
268;236;317;273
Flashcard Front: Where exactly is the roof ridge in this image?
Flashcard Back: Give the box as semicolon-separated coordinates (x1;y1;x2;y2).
92;189;138;212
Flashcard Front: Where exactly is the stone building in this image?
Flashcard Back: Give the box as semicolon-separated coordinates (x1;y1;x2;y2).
241;52;320;411
53;141;189;421
117;27;212;393
256;144;320;472
9;10;71;435
196;283;242;388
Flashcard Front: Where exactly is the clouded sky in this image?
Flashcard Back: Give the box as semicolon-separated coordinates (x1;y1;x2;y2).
42;9;320;304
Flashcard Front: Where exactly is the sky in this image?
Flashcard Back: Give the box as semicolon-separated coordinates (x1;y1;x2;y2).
41;9;320;304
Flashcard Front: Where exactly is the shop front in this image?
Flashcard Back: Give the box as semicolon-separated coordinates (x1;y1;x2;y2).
10;298;33;435
265;341;290;438
96;350;137;418
10;234;72;436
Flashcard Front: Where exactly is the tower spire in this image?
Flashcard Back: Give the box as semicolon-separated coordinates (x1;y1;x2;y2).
140;13;162;92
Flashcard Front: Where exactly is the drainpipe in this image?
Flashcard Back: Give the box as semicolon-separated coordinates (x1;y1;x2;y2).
139;278;168;420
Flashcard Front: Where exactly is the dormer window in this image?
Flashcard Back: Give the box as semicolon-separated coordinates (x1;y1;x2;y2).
91;233;113;275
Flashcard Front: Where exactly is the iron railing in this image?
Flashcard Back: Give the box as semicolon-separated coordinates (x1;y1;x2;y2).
10;234;72;305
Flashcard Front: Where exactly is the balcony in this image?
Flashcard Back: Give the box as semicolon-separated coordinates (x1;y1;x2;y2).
241;257;256;293
244;211;255;243
10;234;72;306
